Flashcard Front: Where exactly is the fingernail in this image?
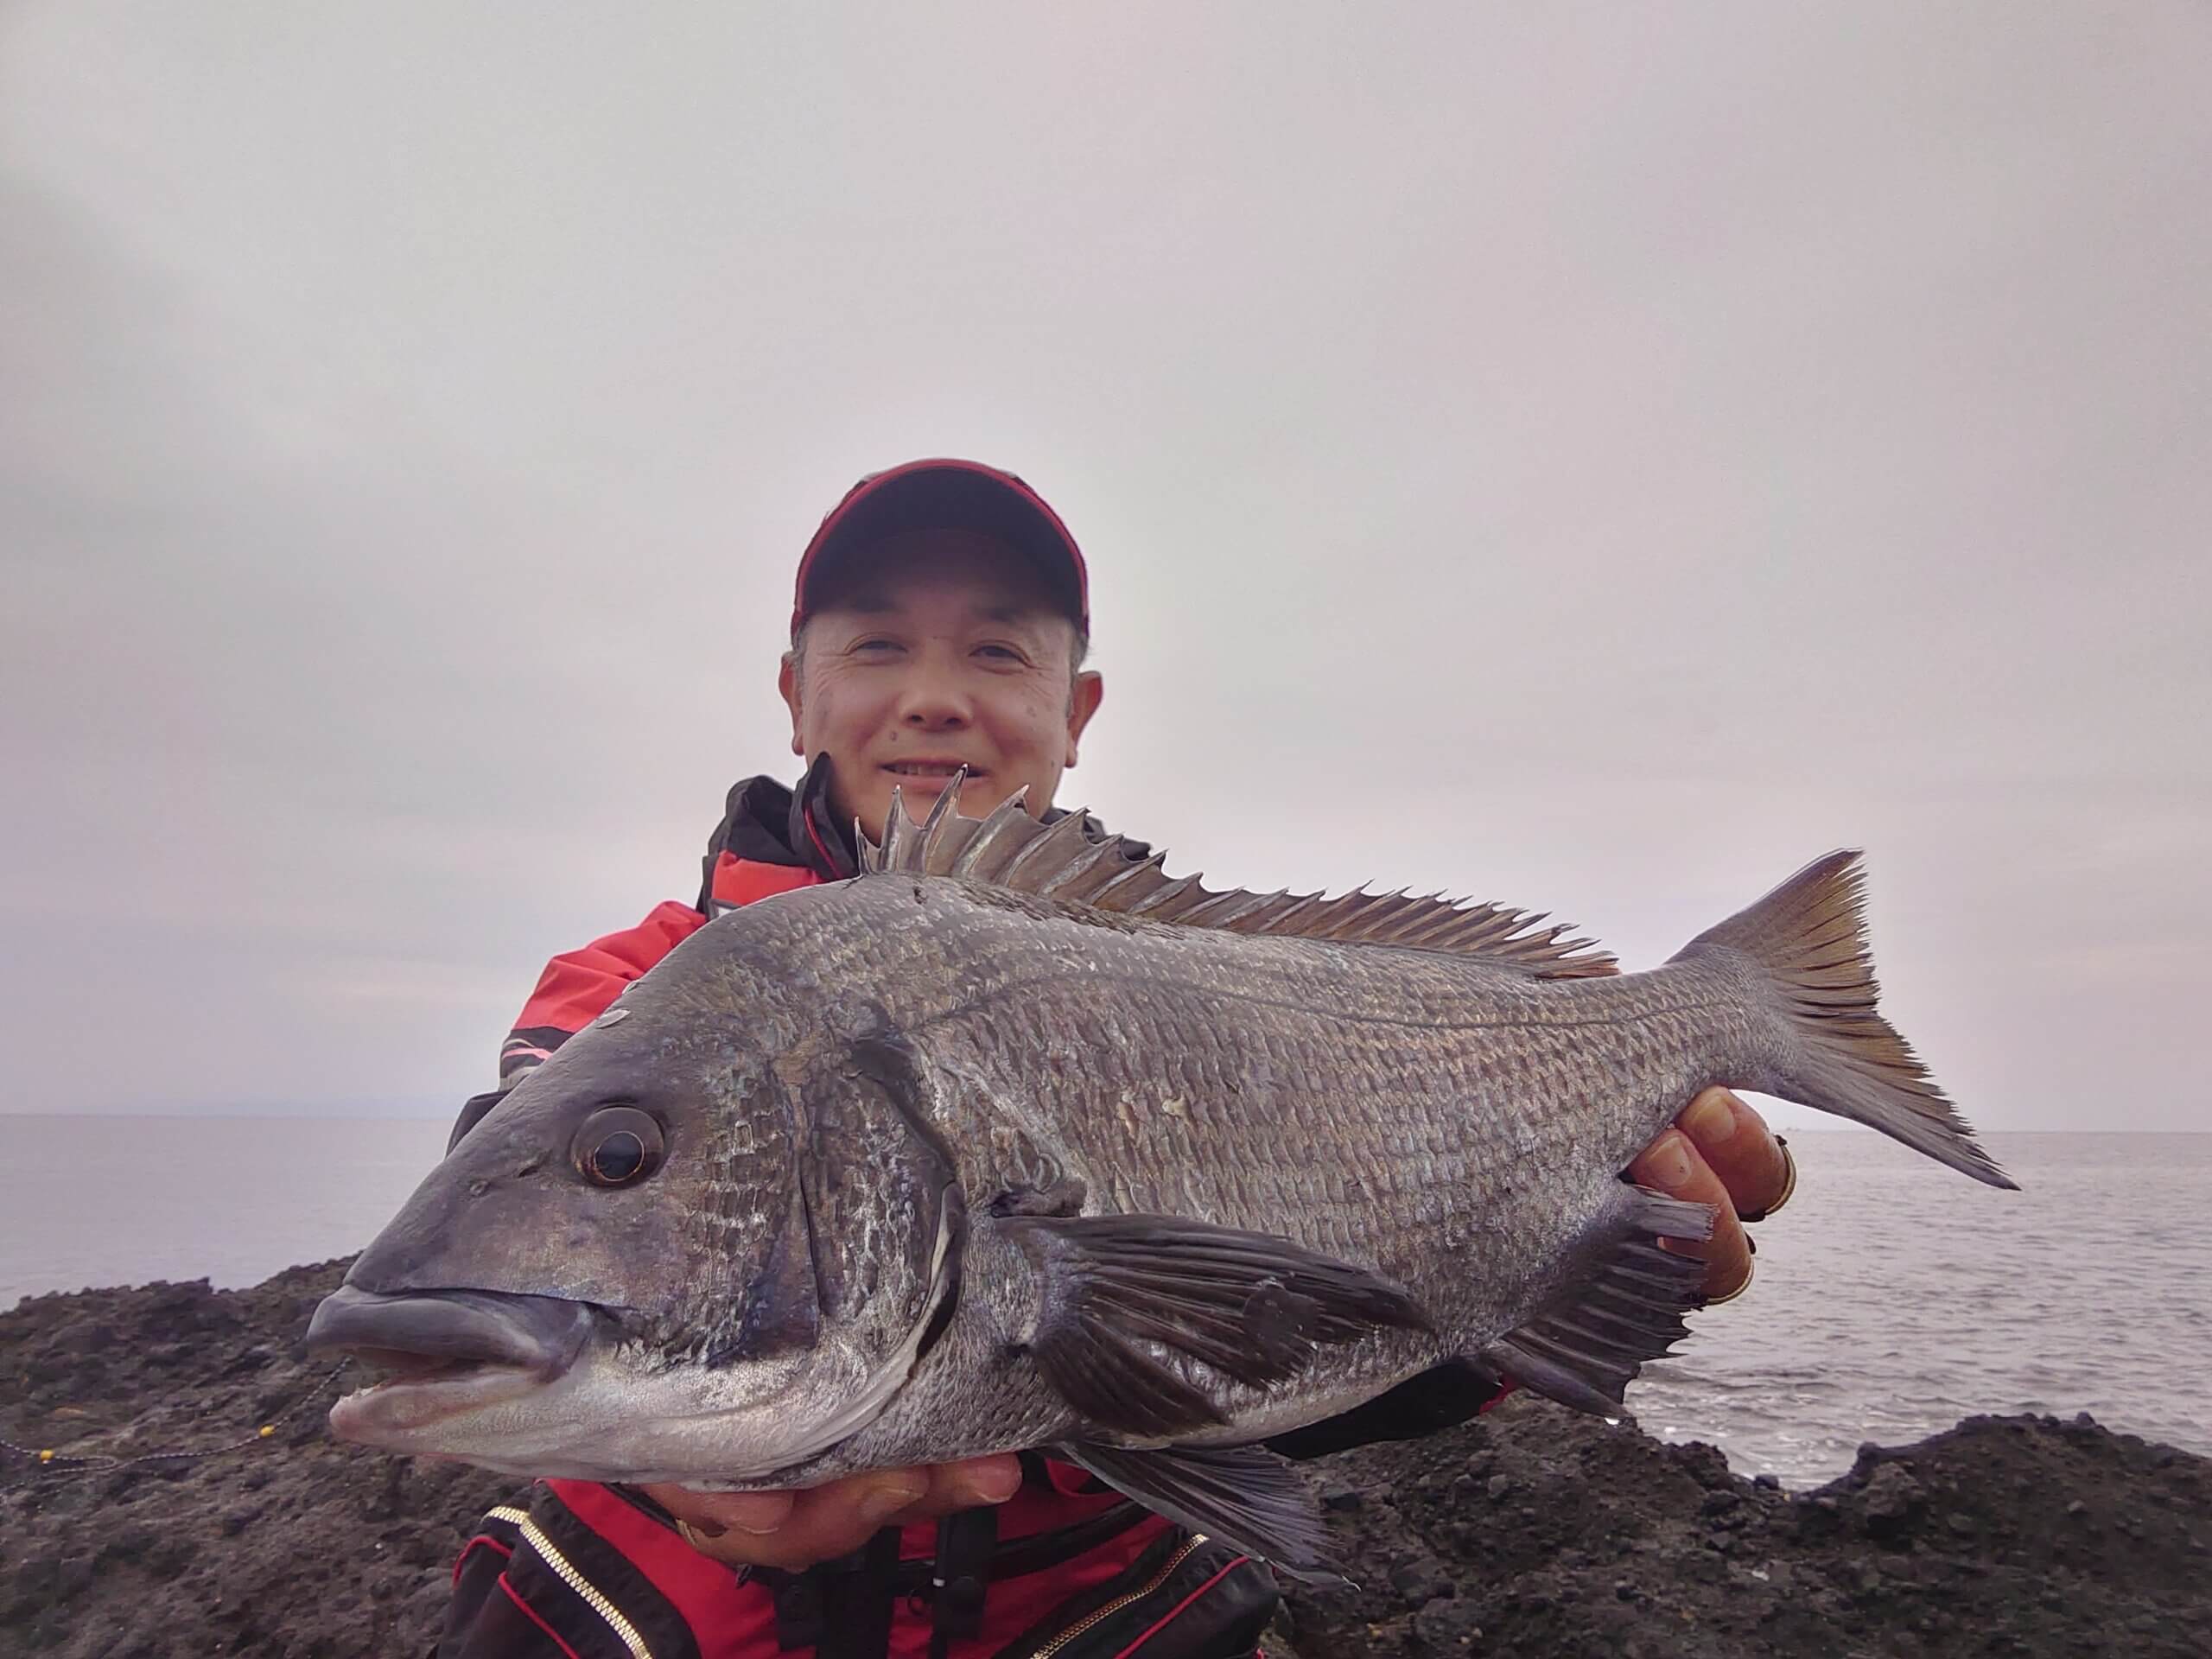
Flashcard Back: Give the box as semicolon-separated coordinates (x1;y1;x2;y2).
965;1470;1022;1507
715;1494;791;1535
1686;1092;1738;1145
1649;1131;1694;1187
859;1481;927;1525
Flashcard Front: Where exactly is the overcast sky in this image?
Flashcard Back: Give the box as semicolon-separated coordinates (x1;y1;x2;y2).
2;3;2204;1133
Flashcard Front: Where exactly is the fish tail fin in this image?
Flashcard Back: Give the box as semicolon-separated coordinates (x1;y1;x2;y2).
1672;850;2016;1190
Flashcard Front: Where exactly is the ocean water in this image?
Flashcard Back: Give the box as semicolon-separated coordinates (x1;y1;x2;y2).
3;1119;2204;1487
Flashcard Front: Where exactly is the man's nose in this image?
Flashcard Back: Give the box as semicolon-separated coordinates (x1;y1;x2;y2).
894;660;972;728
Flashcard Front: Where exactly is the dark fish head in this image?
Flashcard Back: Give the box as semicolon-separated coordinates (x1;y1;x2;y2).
309;900;965;1484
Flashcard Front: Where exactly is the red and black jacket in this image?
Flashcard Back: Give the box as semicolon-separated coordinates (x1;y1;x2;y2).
437;760;1504;1659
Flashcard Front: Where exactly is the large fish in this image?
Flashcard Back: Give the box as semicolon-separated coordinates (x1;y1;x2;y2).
307;788;2012;1573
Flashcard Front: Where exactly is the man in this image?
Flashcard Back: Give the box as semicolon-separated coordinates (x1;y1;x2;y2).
437;459;1795;1659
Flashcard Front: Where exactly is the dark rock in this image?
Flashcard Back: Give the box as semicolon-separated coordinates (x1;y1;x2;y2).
1858;1461;1926;1537
1282;1391;2211;1659
6;1261;2211;1658
1408;1596;1483;1653
1389;1556;1455;1606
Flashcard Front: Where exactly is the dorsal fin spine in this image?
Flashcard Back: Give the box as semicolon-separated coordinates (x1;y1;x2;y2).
1000;810;1090;887
949;791;1035;879
1249;893;1327;935
915;774;964;861
877;789;913;870
849;786;1616;976
1123;872;1205;918
1039;836;1130;900
1088;850;1170;907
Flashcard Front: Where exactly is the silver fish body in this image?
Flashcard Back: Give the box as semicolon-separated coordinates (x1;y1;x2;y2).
308;794;2011;1573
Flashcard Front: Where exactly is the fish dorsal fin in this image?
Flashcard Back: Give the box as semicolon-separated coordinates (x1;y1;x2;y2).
857;776;1617;978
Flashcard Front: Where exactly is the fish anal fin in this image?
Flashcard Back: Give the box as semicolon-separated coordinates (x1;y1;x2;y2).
1060;1440;1342;1583
1005;1213;1434;1440
858;784;1615;977
1479;1187;1711;1422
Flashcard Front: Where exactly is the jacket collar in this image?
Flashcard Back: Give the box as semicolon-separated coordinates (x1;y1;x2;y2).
699;755;1148;910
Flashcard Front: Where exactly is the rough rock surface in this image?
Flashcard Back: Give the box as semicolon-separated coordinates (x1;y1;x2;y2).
4;1261;2207;1656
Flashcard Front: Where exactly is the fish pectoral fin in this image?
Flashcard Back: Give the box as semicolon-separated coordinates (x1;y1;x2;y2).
1004;1213;1434;1439
1479;1186;1713;1421
1059;1440;1341;1584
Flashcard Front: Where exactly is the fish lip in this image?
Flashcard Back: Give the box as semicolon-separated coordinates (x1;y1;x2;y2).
327;1359;553;1440
309;1286;604;1442
306;1285;599;1376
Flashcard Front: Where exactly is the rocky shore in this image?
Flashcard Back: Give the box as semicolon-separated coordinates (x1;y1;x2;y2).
3;1261;2206;1657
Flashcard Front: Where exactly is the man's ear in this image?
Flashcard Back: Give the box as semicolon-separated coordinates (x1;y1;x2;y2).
1064;671;1104;768
779;652;805;760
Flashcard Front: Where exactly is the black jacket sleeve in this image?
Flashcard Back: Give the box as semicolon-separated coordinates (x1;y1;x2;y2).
1263;1356;1507;1459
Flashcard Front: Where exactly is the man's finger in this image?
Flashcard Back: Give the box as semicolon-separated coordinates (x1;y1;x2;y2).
647;1471;925;1570
645;1455;1023;1572
1627;1128;1752;1301
913;1454;1024;1518
673;1486;795;1539
1677;1087;1792;1222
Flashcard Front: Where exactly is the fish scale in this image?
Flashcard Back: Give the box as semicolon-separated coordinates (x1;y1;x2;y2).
308;787;2013;1576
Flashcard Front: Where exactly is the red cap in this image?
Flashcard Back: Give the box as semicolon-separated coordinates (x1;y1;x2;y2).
791;458;1090;639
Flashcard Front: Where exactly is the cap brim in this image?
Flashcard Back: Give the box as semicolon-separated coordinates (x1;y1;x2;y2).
794;461;1087;635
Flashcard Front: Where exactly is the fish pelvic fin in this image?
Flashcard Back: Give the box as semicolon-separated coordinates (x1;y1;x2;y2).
1480;1185;1712;1421
1058;1440;1343;1583
861;774;1617;978
1672;850;2016;1190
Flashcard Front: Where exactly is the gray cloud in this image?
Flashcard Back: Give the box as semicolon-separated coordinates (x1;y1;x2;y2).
2;3;2205;1128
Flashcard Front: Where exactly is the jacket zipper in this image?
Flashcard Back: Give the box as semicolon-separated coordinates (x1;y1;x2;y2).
490;1505;656;1659
1024;1533;1211;1659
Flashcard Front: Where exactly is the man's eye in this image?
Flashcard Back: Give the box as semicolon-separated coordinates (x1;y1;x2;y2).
853;639;903;654
976;644;1024;663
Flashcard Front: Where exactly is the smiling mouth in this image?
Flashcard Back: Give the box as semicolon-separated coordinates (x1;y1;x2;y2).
882;762;982;781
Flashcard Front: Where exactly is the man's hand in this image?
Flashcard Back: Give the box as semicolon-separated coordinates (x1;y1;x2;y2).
1629;1086;1794;1300
641;1457;1024;1572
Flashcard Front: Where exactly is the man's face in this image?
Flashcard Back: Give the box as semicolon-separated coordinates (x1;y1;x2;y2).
779;530;1105;846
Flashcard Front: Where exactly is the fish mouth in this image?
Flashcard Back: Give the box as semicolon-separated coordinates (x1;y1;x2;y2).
307;1285;601;1440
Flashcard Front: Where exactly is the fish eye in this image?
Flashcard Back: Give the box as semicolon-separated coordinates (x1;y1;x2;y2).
572;1105;664;1187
